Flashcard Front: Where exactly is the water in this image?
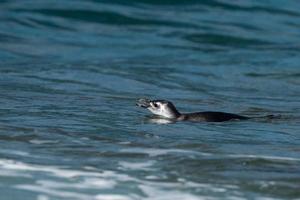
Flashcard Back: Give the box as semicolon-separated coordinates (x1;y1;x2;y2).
1;0;300;199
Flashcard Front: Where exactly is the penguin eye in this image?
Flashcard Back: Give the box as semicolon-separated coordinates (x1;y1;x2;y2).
153;102;159;108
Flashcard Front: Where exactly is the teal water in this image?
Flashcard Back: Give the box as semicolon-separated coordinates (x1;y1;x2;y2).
1;1;300;199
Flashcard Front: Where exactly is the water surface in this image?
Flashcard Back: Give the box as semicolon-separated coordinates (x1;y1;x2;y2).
1;0;300;199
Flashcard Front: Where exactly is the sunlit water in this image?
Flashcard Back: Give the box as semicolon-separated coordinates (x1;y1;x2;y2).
1;0;300;199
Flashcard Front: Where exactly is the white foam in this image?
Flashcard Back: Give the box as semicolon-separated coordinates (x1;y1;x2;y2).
37;195;49;200
0;169;31;178
118;160;155;171
0;149;29;156
16;184;91;199
145;175;160;180
95;194;132;200
0;159;103;178
0;158;242;200
120;147;211;157
29;139;59;145
138;184;204;200
36;179;116;190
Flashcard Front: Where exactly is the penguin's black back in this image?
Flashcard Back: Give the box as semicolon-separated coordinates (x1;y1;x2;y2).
183;111;249;122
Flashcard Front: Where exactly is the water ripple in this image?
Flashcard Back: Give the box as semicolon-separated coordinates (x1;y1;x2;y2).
1;1;300;199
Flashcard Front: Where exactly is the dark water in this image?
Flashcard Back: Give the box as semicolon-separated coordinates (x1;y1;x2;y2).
1;0;300;199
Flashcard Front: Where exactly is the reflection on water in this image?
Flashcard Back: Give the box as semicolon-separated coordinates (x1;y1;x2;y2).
0;0;300;199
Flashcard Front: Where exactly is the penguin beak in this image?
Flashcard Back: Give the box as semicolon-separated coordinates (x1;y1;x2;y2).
136;98;152;108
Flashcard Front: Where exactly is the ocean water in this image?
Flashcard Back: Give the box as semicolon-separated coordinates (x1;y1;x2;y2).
1;0;300;199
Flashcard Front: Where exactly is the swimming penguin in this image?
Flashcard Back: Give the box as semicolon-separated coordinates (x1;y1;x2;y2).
136;98;249;122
